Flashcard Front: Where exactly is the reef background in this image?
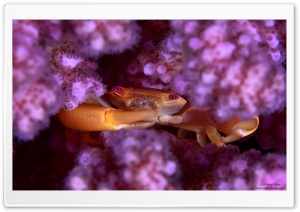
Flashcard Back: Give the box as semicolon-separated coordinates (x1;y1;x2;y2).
13;20;286;190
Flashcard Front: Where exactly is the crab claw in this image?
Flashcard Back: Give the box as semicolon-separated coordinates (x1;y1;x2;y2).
221;115;259;144
58;104;158;131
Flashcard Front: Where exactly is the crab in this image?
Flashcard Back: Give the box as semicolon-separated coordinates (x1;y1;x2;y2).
58;86;259;147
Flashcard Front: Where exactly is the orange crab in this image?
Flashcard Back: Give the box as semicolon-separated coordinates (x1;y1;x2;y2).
58;86;259;147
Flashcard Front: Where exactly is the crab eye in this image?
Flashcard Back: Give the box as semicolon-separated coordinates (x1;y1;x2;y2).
169;93;180;101
112;86;123;95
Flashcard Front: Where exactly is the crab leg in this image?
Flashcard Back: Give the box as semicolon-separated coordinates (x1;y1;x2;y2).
196;129;208;147
156;106;259;147
58;104;157;131
205;126;224;147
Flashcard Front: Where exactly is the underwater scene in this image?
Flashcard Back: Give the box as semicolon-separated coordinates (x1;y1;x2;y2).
13;20;286;190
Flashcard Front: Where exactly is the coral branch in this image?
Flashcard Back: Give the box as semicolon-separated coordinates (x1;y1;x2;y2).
13;21;64;140
65;129;181;190
67;20;141;57
49;40;106;110
125;20;286;121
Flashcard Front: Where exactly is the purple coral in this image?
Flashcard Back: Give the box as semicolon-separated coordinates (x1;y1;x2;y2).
170;141;286;190
65;129;181;190
240;20;286;64
125;37;184;90
65;130;286;191
67;20;140;57
49;40;106;110
13;20;64;140
13;20;142;139
171;20;286;121
126;20;286;122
